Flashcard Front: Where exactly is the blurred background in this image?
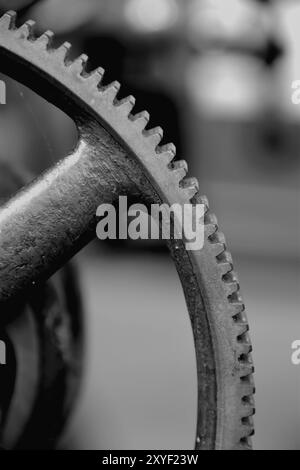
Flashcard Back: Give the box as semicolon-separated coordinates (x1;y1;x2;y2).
0;0;299;450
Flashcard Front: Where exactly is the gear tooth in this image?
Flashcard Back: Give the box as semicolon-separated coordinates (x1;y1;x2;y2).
156;143;176;165
0;11;17;30
241;374;255;386
180;177;199;199
238;435;253;450
241;402;255;419
239;363;254;381
217;250;233;266
235;440;252;451
237;340;252;356
240;419;254;441
208;235;225;256
196;195;209;211
242;415;254;430
227;277;240;294
231;302;245;317
209;230;226;245
240;375;255;398
229;295;246;319
238;331;251;344
241;394;255;412
158;143;176;155
223;270;239;285
206;226;217;237
218;261;233;276
171;160;188;181
172;160;188;172
36;30;54;49
228;291;243;304
225;281;239;296
87;67;105;87
130;110;150;130
223;252;233;264
101;80;121;102
217;231;226;245
238;350;253;366
116;95;136;115
204;212;218;236
200;195;209;207
234;321;249;340
70;53;89;75
157;143;176;156
54;41;72;63
204;211;218;227
211;243;226;258
143;126;163;147
16;20;35;39
233;309;247;324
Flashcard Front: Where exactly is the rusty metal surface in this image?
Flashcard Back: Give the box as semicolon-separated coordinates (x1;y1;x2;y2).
0;160;83;449
0;11;254;449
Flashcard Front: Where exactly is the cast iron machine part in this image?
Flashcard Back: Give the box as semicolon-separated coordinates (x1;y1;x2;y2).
0;160;83;450
0;11;254;450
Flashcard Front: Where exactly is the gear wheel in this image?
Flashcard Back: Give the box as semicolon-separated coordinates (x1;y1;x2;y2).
0;11;254;450
0;161;83;449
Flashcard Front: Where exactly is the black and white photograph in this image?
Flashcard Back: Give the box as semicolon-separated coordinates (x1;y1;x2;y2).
0;0;299;454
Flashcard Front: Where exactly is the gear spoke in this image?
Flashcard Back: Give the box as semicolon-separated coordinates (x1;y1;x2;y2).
0;10;255;450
